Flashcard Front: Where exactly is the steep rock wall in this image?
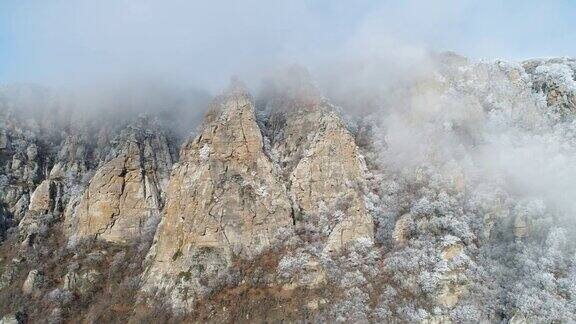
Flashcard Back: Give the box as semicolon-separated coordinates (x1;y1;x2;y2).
141;83;293;310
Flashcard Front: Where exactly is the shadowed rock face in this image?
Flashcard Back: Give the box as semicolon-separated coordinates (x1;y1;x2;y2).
69;117;173;244
142;82;294;309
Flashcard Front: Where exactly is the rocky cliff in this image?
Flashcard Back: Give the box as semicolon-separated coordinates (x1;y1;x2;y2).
259;68;373;252
141;81;295;310
70;117;173;244
1;57;576;323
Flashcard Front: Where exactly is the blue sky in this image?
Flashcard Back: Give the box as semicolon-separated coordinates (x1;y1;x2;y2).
0;0;575;88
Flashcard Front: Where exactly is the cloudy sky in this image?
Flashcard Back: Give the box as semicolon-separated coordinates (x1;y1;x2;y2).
0;0;574;90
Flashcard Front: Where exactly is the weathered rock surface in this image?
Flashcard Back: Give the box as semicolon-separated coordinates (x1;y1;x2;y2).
28;179;61;214
0;314;20;324
69;117;173;243
142;82;293;310
48;133;93;182
62;271;78;291
393;213;413;244
260;68;374;251
290;106;373;251
62;269;103;295
513;215;529;239
22;269;42;294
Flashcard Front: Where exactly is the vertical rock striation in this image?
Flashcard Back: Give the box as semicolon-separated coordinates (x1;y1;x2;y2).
69;117;173;244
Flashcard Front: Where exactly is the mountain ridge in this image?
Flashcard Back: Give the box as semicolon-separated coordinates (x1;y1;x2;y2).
1;56;576;322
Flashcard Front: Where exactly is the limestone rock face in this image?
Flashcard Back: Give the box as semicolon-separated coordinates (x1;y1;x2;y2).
62;271;78;291
441;243;463;261
142;83;293;310
62;269;103;295
28;179;61;214
436;271;469;309
22;269;42;294
261;69;374;251
291;107;373;251
69;118;173;243
77;270;103;295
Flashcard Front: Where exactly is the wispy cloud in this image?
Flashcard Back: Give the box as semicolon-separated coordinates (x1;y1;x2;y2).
0;0;574;88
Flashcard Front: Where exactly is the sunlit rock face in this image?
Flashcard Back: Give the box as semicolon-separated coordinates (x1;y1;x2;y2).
259;67;374;252
141;81;293;310
69;117;173;244
139;74;375;311
28;179;59;214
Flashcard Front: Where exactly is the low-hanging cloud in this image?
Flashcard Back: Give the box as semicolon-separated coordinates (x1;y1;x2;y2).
1;0;575;91
2;0;576;227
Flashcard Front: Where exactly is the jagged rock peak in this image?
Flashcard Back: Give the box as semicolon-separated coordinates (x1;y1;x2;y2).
141;82;293;310
256;69;374;252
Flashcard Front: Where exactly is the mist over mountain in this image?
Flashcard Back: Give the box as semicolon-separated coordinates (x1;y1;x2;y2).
2;1;576;323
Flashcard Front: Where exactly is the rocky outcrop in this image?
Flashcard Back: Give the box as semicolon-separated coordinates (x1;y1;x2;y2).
22;269;43;295
142;81;293;310
62;271;78;291
260;68;374;251
0;314;22;324
0;112;45;225
436;270;469;309
61;269;102;295
2;57;576;322
28;179;61;214
68;117;173;244
289;106;373;251
513;215;529;239
393;213;412;244
48;132;93;182
524;58;576;118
